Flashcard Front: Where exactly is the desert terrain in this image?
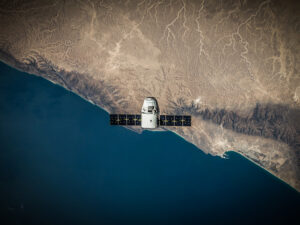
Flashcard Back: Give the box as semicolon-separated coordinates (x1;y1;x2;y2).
0;0;299;190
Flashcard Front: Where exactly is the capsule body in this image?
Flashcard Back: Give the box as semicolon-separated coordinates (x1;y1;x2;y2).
141;97;159;129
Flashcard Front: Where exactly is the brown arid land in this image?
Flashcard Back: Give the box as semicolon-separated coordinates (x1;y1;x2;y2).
0;0;299;190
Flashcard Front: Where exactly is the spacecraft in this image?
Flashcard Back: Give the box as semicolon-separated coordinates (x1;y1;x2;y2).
110;97;191;129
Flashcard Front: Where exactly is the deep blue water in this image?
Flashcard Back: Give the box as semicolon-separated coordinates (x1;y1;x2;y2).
0;61;299;225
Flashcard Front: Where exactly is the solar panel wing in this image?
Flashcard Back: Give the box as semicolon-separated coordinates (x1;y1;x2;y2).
183;116;191;126
175;115;183;126
127;114;135;125
119;114;127;125
110;114;119;125
160;115;166;126
135;115;141;126
166;115;175;126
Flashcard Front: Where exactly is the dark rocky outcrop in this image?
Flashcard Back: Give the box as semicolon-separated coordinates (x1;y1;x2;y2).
175;102;300;151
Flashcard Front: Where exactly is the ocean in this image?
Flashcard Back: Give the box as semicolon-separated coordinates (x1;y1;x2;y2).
0;61;299;225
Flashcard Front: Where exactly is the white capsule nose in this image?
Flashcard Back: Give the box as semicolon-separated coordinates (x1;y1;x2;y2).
141;97;159;129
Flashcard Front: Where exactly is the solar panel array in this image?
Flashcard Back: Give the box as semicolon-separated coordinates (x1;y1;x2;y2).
110;114;191;127
159;115;191;126
110;114;141;126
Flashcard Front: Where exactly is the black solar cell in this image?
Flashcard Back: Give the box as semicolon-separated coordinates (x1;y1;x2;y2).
110;114;119;125
127;114;135;125
183;116;191;126
135;115;141;126
175;115;183;126
160;115;166;126
166;115;174;126
119;114;127;125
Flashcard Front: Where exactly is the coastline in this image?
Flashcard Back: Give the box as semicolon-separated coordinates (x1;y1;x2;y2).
171;128;299;193
0;59;299;193
231;151;300;193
